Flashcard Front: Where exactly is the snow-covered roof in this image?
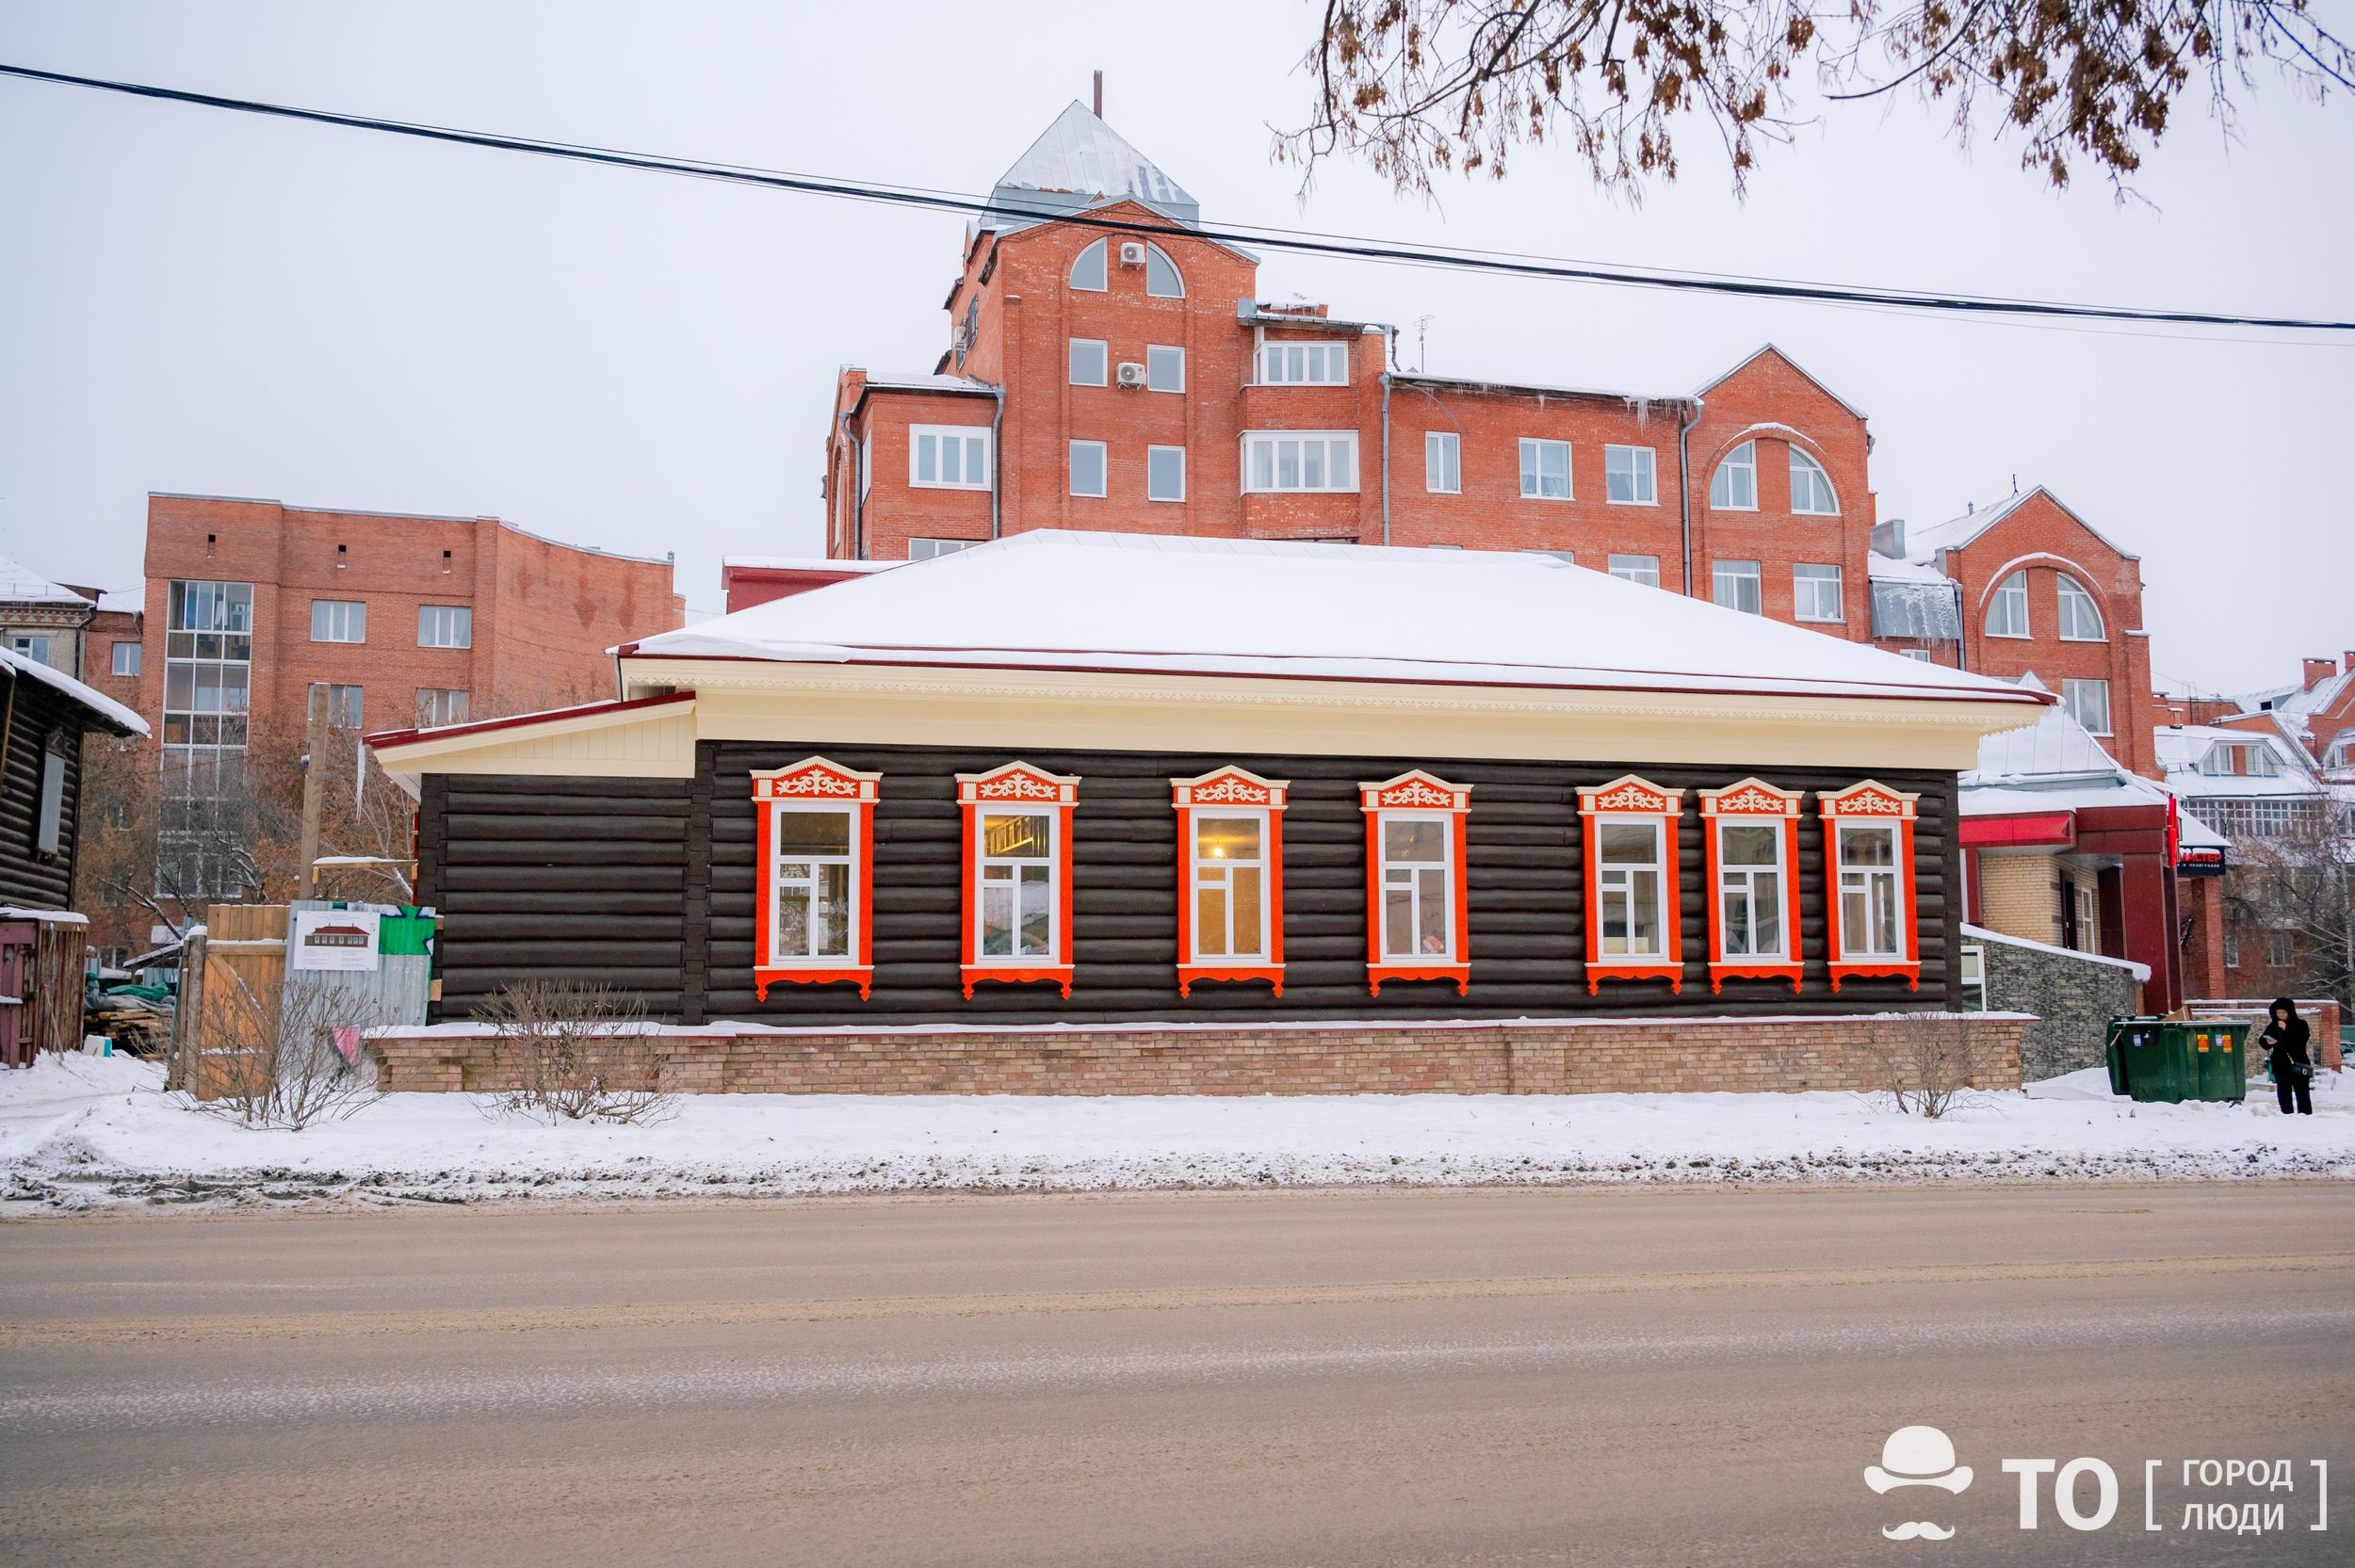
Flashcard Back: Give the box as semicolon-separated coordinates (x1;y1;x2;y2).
0;557;91;606
2227;666;2353;729
94;587;145;615
850;369;998;396
2176;809;2230;850
2153;724;2322;799
721;556;901;574
1867;551;1948;586
1901;486;2137;567
1962;706;2167;816
0;646;147;736
991;102;1198;227
626;530;2049;708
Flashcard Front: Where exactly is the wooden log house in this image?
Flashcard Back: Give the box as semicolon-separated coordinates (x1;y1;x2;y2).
366;533;2048;1095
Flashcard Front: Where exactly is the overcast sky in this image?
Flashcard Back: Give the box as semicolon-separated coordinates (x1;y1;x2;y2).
2;1;2348;693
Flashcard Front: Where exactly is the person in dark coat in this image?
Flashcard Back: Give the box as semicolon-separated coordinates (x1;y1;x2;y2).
2257;997;2314;1116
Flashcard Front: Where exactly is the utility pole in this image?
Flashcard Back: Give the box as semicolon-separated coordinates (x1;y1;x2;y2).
295;705;325;901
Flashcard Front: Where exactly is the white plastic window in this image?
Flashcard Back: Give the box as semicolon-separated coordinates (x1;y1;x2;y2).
1147;445;1185;502
1069;239;1107;291
978;809;1055;959
2056;575;2105;640
1789;448;1839;514
1605;445;1656;505
1793;563;1843;622
1425;431;1460;493
311;600;365;643
1257;341;1347;384
2064;677;2113;736
1190;812;1267;961
1068;338;1108;386
1145;345;1185;393
417;605;471;648
1242;432;1358;493
1987;571;2030;637
1596;819;1666;958
1377;814;1454;961
1608;555;1660;589
910;426;992;491
1069;440;1108;498
1144;243;1183;298
1710;441;1758;509
1713;560;1762;615
1717;821;1785;959
1519;439;1571;500
772;805;857;962
1837;823;1905;959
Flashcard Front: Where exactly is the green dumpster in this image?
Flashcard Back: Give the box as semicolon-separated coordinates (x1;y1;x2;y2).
2103;1016;2150;1096
2190;1022;2249;1104
2109;1018;2194;1103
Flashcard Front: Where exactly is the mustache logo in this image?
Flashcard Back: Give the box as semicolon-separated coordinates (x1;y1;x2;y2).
1881;1521;1957;1542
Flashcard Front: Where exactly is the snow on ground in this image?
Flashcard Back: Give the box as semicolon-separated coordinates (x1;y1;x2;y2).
2;1054;2348;1212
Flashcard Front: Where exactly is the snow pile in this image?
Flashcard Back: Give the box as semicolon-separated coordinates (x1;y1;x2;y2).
1;1056;2347;1211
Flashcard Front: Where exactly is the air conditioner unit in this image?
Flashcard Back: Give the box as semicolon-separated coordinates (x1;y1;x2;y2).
1118;241;1147;267
1115;361;1147;386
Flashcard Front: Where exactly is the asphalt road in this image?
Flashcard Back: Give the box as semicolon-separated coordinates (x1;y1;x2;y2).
2;1184;2348;1567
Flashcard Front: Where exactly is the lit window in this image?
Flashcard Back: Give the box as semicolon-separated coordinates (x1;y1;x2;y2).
1987;570;2030;637
1145;345;1185;393
1359;770;1471;996
2056;575;2104;640
1147;445;1186;502
910;425;992;491
1425;431;1460;493
111;641;140;676
1789;448;1839;513
1068;338;1108;386
1608;554;1660;589
1242;431;1358;493
1257;341;1347;384
1713;559;1762;615
307;683;363;728
1605;445;1657;505
1793;563;1844;622
414;687;469;727
1069;440;1108;497
753;758;880;1001
1821;782;1921;990
1144;243;1183;299
1172;768;1289;997
1710;441;1757;509
907;537;981;560
2063;678;2112;736
1519;438;1571;500
417;605;472;649
311;599;365;643
1069;238;1107;291
1578;775;1684;992
956;763;1078;997
1700;780;1802;993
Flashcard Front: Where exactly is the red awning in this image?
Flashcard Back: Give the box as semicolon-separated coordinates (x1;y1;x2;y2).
1960;813;2076;849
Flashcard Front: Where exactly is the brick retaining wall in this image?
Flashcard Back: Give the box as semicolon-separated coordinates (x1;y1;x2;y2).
372;1014;2027;1097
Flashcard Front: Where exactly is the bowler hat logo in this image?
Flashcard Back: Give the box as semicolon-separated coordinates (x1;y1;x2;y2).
1866;1426;1973;1542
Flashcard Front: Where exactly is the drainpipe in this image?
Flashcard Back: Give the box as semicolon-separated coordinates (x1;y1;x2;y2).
1677;396;1703;596
989;387;1005;541
1379;361;1393;547
839;415;865;561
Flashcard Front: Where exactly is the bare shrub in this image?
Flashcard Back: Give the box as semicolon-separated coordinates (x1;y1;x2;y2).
1867;1015;1984;1120
476;981;674;1124
196;973;382;1130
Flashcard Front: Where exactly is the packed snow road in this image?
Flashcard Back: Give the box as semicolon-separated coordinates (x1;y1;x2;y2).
1;1185;2347;1566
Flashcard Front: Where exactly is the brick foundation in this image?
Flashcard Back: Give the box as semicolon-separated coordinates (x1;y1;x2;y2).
371;1014;2028;1097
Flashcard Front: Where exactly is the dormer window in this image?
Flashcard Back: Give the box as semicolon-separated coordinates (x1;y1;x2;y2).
1788;448;1839;514
2200;742;2281;778
1709;442;1757;509
1070;238;1108;291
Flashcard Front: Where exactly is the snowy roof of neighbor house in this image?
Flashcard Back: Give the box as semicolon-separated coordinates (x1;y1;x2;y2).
0;646;147;736
1961;706;2167;816
625;530;2050;708
1866;551;1949;586
989;102;1200;228
2153;724;2323;798
2226;666;2354;736
720;556;901;574
849;369;999;397
0;557;92;607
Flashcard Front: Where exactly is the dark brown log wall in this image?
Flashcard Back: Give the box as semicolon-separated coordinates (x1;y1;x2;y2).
424;742;1962;1027
0;675;89;913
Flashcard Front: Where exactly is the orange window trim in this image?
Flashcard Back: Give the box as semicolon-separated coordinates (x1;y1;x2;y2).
752;757;882;1001
1576;774;1686;994
1359;770;1472;997
1697;779;1804;994
956;762;1080;999
1171;768;1289;998
1820;780;1922;993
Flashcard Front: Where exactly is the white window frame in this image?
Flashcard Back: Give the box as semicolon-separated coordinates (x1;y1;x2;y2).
1242;431;1359;493
310;599;365;644
1902;649;1934;663
1069;238;1107;292
414;687;470;727
2063;677;2113;736
1145;344;1185;393
975;806;1058;962
1256;341;1347;385
1187;808;1271;962
1987;570;2030;638
1608;554;1661;589
909;425;992;491
1788;448;1840;514
1144;243;1184;299
1710;441;1758;510
770;801;862;965
1146;445;1186;503
417;604;472;649
1068;337;1108;387
1835;822;1907;961
111;640;140;676
1793;562;1844;623
1713;559;1762;615
1594;816;1668;960
1424;430;1460;494
2056;574;2105;640
1604;445;1657;506
1374;809;1455;962
1715;817;1789;961
1068;439;1109;498
1518;438;1572;500
907;537;981;560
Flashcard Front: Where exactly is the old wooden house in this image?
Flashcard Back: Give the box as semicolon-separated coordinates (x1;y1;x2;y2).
2;646;148;1066
367;532;2046;1095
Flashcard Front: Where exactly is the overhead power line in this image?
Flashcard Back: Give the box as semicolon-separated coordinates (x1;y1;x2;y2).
5;60;2351;334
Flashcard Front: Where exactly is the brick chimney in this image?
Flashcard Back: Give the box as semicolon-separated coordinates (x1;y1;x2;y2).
2343;650;2355;675
2304;656;2336;690
2188;697;2236;726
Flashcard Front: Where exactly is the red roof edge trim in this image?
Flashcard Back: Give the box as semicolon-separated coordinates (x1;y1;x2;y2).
365;690;694;752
